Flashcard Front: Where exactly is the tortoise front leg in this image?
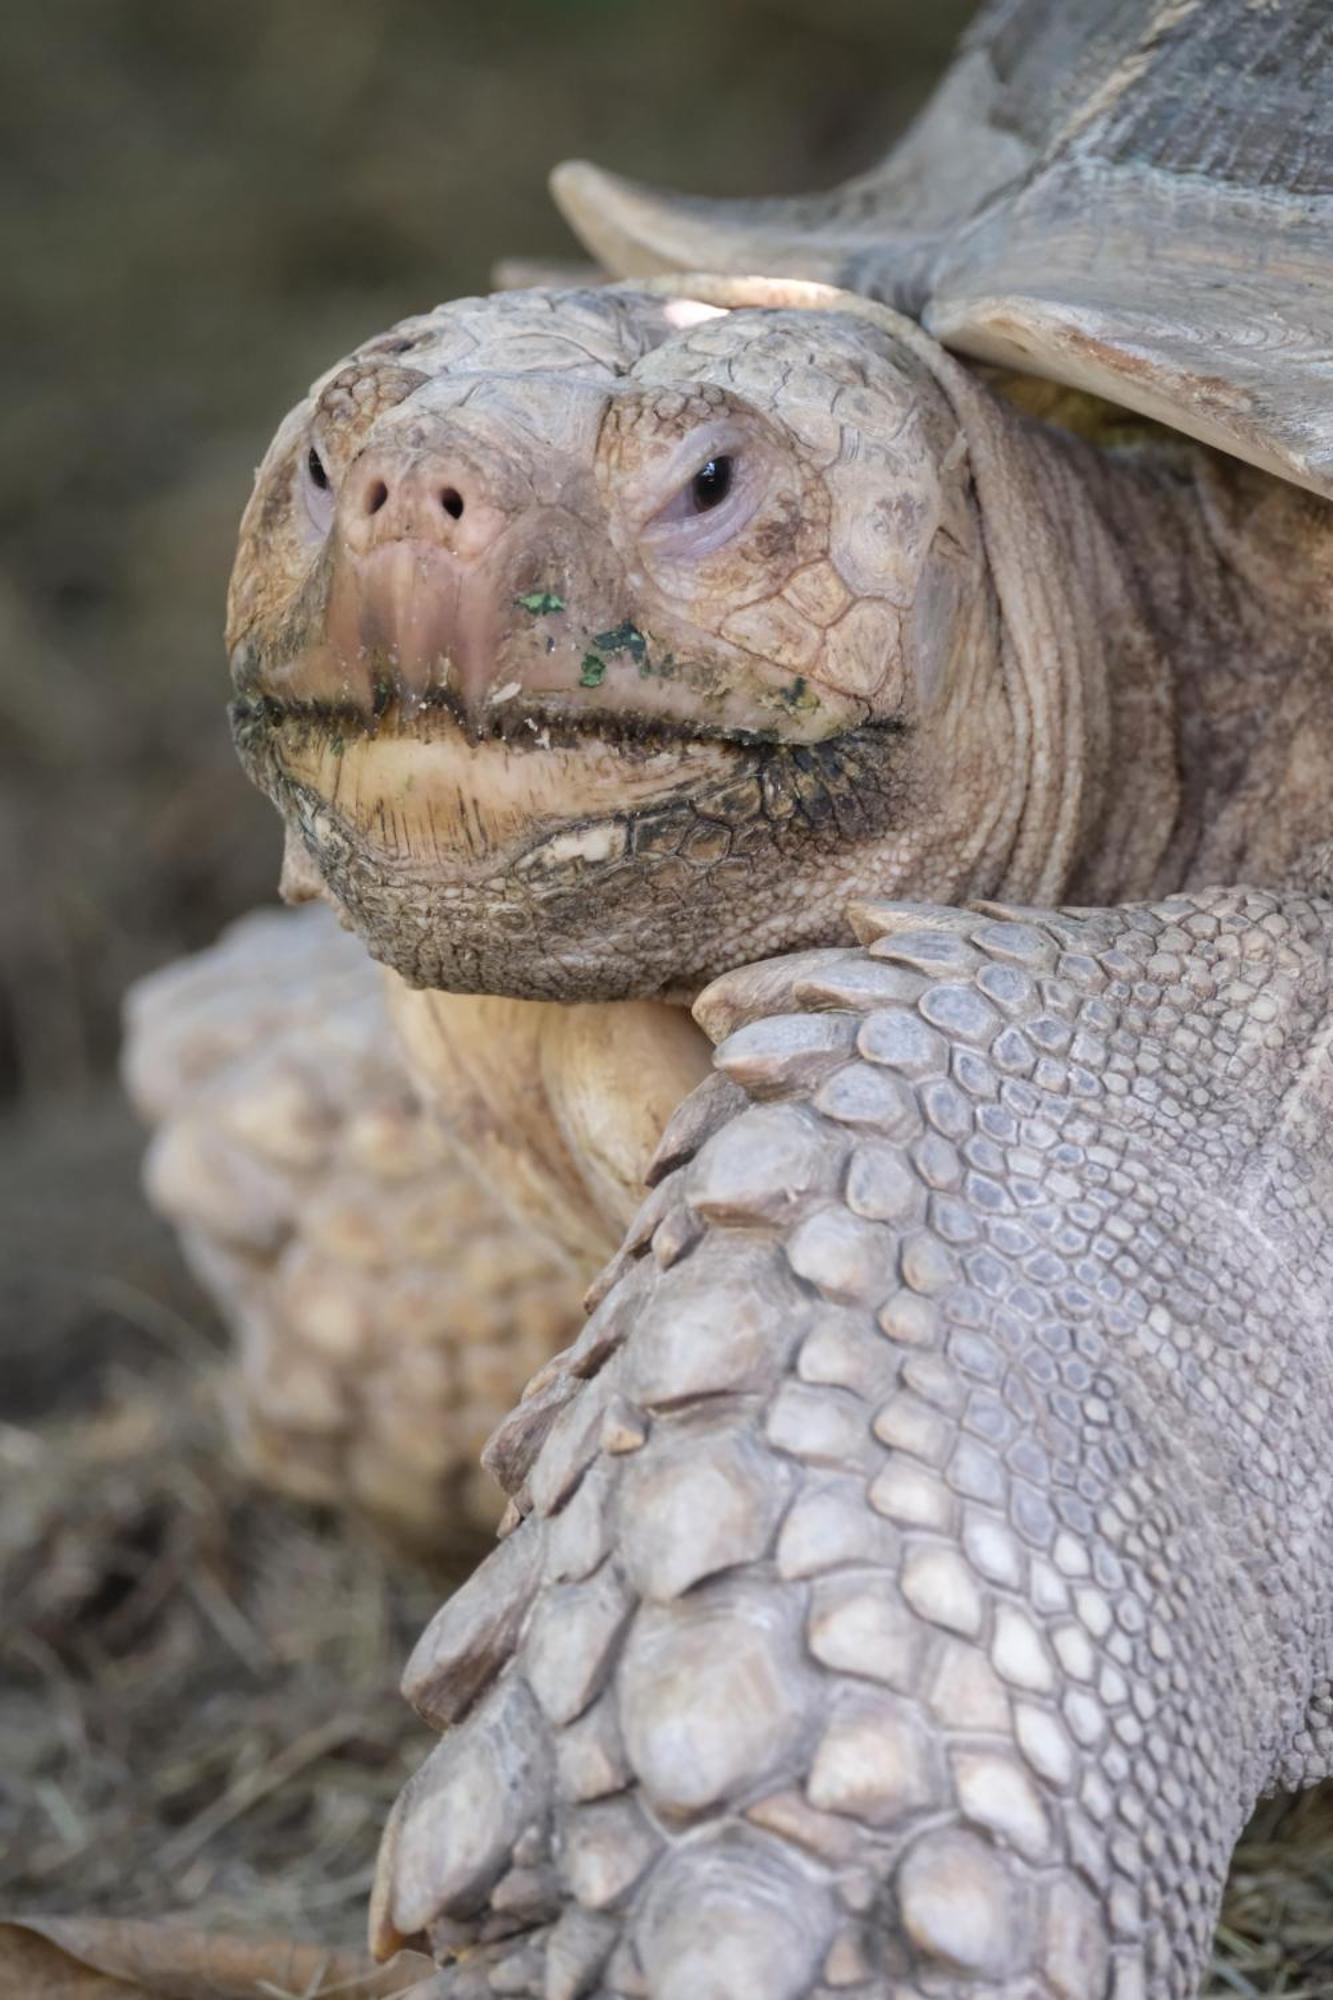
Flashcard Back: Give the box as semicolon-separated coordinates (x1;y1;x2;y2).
372;886;1333;1999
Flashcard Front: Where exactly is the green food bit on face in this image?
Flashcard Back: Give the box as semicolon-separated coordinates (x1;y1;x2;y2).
593;620;648;664
780;676;819;712
516;590;566;615
579;654;607;687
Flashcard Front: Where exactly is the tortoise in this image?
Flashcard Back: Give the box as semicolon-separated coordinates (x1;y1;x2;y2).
137;0;1333;1992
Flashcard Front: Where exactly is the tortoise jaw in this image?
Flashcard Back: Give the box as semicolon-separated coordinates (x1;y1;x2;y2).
229;696;757;999
230;693;749;881
230;687;912;1002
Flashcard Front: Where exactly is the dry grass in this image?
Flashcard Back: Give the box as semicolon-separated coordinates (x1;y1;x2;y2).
1210;1792;1333;1997
0;1360;446;1947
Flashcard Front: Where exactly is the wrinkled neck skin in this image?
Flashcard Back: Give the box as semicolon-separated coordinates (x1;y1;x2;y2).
934;393;1177;912
927;374;1333;915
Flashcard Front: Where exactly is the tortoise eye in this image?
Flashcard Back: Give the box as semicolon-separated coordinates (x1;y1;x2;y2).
691;455;733;512
307;446;330;490
640;436;757;552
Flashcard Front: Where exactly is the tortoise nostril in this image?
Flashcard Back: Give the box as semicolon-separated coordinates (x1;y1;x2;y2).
349;465;474;537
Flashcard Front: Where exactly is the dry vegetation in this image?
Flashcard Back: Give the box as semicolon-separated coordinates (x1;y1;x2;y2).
2;2;1332;1992
1;1363;441;1946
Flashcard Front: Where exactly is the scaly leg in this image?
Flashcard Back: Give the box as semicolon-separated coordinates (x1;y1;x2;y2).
372;885;1333;1998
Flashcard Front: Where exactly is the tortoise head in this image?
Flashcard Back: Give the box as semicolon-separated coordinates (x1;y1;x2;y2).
229;281;1012;1001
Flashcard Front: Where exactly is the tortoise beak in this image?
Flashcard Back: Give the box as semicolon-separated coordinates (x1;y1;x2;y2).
324;538;508;724
325;445;513;723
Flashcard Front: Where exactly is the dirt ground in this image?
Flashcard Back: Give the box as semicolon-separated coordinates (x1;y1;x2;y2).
3;2;1333;1993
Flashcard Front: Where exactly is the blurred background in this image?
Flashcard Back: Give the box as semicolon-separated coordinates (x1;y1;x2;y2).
3;4;1330;1988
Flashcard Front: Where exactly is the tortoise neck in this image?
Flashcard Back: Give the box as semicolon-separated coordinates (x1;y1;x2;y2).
961;400;1185;906
383;979;711;1272
976;400;1333;906
1048;429;1333;897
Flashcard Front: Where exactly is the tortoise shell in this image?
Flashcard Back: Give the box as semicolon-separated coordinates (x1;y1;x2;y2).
554;0;1333;497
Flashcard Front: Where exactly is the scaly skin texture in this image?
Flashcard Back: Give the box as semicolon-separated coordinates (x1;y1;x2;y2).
370;891;1333;1998
123;905;585;1545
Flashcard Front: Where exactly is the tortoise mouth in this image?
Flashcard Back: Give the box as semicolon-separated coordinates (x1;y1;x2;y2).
230;690;759;884
230;690;910;1001
231;693;905;850
230;686;791;757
